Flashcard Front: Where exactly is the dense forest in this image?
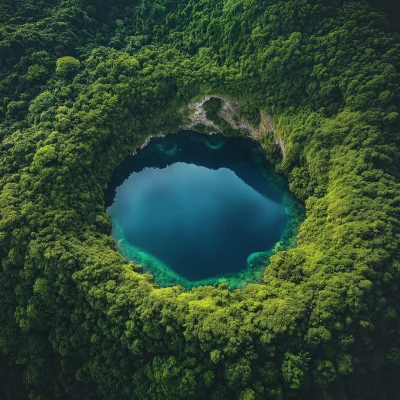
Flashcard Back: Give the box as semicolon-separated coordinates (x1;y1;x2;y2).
0;0;399;399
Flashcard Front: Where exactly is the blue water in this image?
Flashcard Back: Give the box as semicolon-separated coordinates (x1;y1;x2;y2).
106;131;295;287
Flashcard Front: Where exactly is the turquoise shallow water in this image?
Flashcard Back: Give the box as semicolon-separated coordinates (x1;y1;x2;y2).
105;131;302;288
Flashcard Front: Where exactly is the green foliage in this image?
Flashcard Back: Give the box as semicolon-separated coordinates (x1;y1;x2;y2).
56;56;81;77
0;0;399;400
282;352;310;389
239;104;261;127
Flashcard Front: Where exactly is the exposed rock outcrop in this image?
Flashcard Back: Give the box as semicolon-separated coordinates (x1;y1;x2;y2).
134;95;286;157
180;94;286;157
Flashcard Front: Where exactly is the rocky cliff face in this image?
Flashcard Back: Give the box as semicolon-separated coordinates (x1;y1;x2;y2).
180;95;286;157
134;95;286;158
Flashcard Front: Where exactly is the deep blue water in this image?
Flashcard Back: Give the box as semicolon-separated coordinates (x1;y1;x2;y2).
106;131;289;283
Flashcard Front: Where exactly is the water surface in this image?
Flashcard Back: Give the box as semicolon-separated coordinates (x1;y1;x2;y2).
106;131;300;288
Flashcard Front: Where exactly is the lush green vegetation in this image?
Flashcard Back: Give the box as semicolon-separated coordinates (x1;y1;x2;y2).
0;0;399;399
